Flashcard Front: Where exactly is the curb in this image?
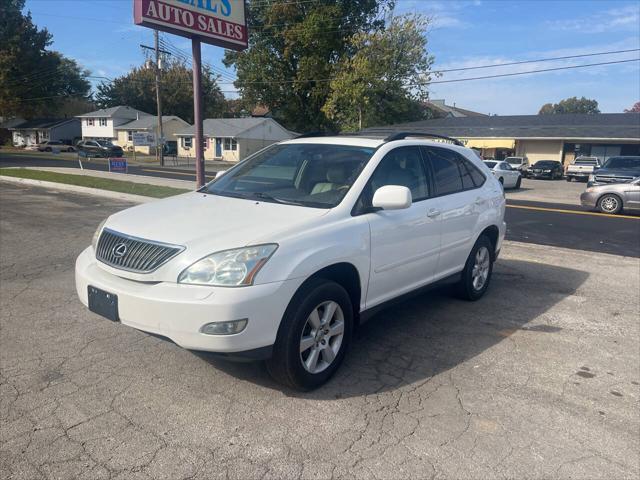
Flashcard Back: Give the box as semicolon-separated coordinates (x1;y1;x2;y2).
0;175;155;203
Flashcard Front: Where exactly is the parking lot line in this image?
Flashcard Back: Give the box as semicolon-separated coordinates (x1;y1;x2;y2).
507;203;640;220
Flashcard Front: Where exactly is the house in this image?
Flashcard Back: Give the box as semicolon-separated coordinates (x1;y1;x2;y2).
422;99;487;118
8;118;81;147
0;117;26;146
360;113;640;164
114;115;190;154
175;117;295;162
76;106;151;143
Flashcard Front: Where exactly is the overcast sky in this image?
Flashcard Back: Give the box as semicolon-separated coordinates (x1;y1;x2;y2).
26;0;640;115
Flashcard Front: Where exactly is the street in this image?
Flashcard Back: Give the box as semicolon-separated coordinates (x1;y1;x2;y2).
1;183;638;479
2;151;639;257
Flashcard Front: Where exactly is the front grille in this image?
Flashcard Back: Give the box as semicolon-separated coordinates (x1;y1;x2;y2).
594;175;634;184
96;229;184;273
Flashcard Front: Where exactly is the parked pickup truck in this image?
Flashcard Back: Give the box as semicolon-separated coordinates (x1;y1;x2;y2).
566;156;600;182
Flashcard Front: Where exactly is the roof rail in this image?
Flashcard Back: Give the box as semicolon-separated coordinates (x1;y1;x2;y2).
384;131;465;147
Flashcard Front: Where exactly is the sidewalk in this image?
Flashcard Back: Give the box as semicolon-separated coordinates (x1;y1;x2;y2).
4;166;194;189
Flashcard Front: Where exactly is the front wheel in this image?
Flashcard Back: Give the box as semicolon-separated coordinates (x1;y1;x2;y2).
598;194;622;214
267;278;353;390
566;176;573;182
455;236;494;301
515;176;522;189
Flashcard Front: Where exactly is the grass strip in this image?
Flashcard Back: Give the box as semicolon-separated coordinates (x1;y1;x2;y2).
0;168;190;198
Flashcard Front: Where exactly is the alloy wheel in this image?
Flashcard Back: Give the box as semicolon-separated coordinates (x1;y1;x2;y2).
299;301;345;374
600;196;619;213
471;246;490;291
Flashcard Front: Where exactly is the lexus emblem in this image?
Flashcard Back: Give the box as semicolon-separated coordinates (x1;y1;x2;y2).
112;243;128;258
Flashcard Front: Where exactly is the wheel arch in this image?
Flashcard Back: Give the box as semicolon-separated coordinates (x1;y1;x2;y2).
477;225;500;259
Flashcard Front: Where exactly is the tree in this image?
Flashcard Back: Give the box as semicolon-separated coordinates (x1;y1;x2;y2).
224;0;394;132
0;0;91;118
624;101;640;113
95;59;225;123
538;96;600;115
323;15;435;132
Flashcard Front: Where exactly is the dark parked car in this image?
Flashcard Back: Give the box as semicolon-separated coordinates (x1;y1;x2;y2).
588;156;640;187
529;160;563;179
37;140;75;152
76;140;124;158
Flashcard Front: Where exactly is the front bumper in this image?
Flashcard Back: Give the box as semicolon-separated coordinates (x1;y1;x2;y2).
75;247;301;354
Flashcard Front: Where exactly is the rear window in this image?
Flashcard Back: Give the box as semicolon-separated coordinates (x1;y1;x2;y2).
505;157;523;165
574;159;598;165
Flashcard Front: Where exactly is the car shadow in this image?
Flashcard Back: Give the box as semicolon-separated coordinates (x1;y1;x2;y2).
194;258;589;398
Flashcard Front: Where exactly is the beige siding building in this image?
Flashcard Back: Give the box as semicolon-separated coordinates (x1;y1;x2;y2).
114;115;189;154
175;118;294;162
362;113;640;165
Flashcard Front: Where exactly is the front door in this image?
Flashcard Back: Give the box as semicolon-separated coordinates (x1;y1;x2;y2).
215;138;222;158
364;146;442;308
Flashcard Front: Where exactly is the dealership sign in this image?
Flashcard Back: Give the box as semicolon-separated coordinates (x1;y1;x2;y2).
134;0;247;50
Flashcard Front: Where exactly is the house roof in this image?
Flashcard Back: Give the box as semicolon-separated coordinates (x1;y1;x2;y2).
0;117;26;129
359;113;640;140
114;115;186;130
423;99;487;118
76;106;151;119
175;117;277;138
7;118;78;130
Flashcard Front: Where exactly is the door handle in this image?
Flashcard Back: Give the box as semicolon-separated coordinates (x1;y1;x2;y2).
427;208;441;218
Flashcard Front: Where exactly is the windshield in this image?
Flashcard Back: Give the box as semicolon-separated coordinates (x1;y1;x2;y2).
505;157;522;165
96;140;114;147
484;161;497;168
204;143;375;208
533;161;558;168
602;156;640;169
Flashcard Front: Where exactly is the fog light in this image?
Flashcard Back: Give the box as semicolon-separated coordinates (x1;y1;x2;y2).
200;318;248;335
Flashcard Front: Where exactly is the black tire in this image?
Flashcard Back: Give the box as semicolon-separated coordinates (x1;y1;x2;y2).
455;235;494;301
566;176;573;182
45;147;52;152
597;194;623;214
515;176;522;189
498;177;504;185
266;278;353;391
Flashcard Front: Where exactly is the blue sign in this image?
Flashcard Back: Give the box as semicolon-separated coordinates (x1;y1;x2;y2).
109;157;128;173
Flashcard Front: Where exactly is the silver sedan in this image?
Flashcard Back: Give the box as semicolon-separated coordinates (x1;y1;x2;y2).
580;177;640;214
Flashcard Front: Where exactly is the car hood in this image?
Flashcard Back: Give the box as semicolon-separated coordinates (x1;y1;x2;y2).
105;191;329;255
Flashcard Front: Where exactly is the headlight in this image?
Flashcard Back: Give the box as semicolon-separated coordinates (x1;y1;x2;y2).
92;218;108;251
178;244;278;287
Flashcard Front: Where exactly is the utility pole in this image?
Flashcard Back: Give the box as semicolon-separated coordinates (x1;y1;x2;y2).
192;38;205;187
154;30;164;166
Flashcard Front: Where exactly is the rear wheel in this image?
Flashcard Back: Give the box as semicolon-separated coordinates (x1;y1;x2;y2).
498;177;504;185
515;176;522;189
455;236;494;301
598;194;622;214
267;278;353;390
566;176;573;182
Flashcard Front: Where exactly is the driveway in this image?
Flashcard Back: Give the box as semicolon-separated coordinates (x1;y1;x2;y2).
1;183;638;479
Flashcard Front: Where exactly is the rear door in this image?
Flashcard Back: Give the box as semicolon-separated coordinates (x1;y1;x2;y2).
422;146;487;277
363;146;442;308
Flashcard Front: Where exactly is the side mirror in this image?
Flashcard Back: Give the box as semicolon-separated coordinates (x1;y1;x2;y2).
215;170;227;179
372;185;412;210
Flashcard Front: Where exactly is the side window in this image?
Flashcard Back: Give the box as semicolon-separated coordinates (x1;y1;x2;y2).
466;161;486;187
423;147;463;196
368;146;430;202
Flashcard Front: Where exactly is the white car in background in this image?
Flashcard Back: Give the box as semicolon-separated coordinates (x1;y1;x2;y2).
484;160;522;189
76;133;506;390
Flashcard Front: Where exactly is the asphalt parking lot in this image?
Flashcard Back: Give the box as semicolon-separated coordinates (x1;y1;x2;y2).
1;183;639;480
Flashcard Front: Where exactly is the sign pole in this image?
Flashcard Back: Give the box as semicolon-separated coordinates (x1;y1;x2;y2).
192;38;205;188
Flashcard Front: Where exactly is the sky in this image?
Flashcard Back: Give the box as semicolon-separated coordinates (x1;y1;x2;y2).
25;0;640;115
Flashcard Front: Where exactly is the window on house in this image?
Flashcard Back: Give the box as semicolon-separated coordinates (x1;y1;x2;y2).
182;137;192;148
127;131;133;142
99;118;107;126
224;138;238;151
86;118;94;126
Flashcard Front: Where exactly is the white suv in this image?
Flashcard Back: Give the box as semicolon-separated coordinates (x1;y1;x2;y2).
76;133;506;390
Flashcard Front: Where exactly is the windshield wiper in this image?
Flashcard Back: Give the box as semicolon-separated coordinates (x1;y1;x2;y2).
251;192;305;206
